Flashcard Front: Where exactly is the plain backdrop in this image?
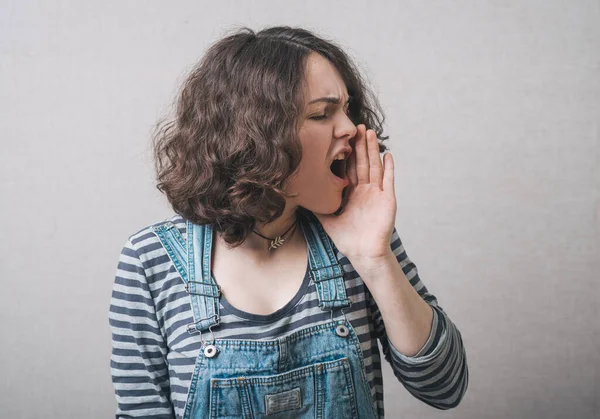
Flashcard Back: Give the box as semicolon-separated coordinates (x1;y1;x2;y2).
1;1;598;418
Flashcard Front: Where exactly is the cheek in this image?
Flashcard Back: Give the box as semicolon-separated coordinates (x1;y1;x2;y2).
295;157;324;187
293;128;333;189
288;152;329;194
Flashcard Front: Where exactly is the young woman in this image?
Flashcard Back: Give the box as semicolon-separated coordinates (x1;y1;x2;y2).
109;26;468;419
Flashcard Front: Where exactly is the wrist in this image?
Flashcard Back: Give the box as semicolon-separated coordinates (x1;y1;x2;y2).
348;250;396;279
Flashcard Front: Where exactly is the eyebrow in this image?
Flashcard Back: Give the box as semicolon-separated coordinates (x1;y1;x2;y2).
308;94;352;105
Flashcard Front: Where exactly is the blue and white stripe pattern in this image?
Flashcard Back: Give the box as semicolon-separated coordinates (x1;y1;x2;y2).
109;214;468;418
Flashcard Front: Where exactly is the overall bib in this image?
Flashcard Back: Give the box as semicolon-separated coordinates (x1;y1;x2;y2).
150;211;379;419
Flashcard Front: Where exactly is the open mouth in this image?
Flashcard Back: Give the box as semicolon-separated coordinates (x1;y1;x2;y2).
329;158;346;180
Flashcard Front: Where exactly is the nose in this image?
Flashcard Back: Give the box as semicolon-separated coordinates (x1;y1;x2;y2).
335;112;358;143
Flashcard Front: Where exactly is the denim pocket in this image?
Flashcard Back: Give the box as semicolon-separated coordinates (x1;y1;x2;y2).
208;356;358;419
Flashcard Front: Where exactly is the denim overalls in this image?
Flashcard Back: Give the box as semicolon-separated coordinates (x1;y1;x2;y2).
150;210;379;419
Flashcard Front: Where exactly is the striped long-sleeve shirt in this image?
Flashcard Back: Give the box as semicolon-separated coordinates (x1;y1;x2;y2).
109;214;468;418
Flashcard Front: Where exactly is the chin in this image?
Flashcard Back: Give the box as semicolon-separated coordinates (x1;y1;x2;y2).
332;189;347;215
307;192;345;216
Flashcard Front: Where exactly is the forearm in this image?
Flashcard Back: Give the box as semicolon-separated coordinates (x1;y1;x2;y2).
350;233;469;410
352;250;434;357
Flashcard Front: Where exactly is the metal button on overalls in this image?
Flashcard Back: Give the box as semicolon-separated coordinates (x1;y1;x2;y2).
336;324;350;337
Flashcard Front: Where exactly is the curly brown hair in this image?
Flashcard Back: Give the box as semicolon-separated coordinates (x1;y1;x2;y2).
152;25;389;248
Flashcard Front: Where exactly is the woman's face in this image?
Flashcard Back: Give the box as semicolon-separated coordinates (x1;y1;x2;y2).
287;52;358;215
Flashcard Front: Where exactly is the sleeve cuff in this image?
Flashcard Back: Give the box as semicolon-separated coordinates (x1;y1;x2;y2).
388;305;448;364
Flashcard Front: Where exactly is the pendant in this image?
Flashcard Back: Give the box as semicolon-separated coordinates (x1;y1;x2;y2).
268;236;285;251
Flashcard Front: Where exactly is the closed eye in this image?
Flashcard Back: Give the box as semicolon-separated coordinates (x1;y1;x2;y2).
309;98;352;121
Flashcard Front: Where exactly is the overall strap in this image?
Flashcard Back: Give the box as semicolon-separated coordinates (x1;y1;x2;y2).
186;220;221;334
149;220;220;336
149;221;189;283
299;211;351;311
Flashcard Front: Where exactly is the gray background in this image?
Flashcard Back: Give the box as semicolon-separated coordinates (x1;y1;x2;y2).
1;1;598;418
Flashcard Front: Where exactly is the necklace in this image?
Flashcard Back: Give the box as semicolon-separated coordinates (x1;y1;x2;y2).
252;220;298;251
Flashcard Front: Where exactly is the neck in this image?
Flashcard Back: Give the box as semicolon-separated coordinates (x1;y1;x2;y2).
218;205;303;254
252;204;300;252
